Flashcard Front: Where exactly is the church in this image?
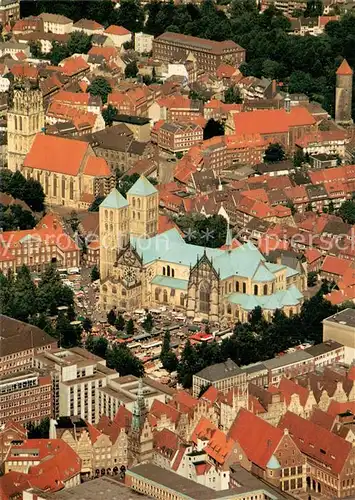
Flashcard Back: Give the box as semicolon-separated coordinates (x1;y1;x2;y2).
99;176;306;324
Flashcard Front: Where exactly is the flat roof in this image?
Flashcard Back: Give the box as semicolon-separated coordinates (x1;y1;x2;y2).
113;114;150;125
305;340;344;357
323;308;355;328
263;350;313;370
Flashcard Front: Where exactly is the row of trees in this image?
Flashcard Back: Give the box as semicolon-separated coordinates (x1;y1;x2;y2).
175;294;341;388
174;213;228;248
49;31;92;65
0;169;45;212
0;203;36;230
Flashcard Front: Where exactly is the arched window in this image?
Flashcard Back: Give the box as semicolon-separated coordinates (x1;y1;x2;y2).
132;211;135;219
171;269;175;278
163;267;166;276
110;211;113;221
229;283;232;293
180;293;184;306
45;175;49;195
167;265;170;277
242;282;246;294
102;285;107;292
69;179;74;200
61;177;66;198
19;116;22;131
53;175;57;197
227;304;231;315
155;288;160;301
264;284;268;295
112;286;117;294
138;212;140;220
132;197;136;207
163;289;168;302
105;210;108;219
137;198;141;208
289;308;293;316
199;281;210;314
235;281;240;292
254;285;258;296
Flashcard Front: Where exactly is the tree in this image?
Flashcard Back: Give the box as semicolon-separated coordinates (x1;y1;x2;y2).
107;309;117;326
88;76;112;105
55;313;82;348
21;178;45;212
293;149;305;168
286;201;297;215
8;170;26;200
82;317;93;332
116;0;144;32
115;314;125;331
36;264;74;316
66;31;92;55
304;0;323;17
91;336;109;358
126;318;135;336
264;143;286;163
338;200;355;224
224;86;242;104
26;417;50;439
0;203;36;231
142;312;154;332
12;265;37;321
106;344;144;377
125;60;139;78
203;119;224;140
328;200;335;214
91;265;100;282
50;41;69;65
176;213;228;248
102;104;117;126
88;196;105;212
117;173;140;196
29;41;43;58
160;331;178;372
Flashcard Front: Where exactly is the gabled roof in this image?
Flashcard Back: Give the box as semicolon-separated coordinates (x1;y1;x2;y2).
127;175;157;196
228;408;283;469
100;188;128;209
105;25;131;36
278;411;351;475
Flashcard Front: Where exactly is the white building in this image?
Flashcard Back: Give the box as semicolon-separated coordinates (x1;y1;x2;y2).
38;12;73;34
104;25;132;48
135;32;154;54
0;76;10;92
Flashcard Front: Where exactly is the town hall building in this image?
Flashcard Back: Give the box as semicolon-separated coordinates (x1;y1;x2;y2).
99;176;306;324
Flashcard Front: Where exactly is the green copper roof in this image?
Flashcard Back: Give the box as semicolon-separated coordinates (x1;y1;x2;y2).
228;285;303;311
151;275;188;290
127;175;157;197
100;188;128;209
253;263;275;282
267;455;281;469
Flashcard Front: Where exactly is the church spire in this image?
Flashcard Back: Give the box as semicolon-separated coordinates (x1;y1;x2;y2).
131;378;147;432
225;220;232;249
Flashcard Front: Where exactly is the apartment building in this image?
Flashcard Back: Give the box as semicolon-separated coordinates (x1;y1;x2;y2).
261;0;307;15
135;32;154;53
158;122;203;153
153;32;245;73
264;351;314;385
38;12;73;34
192;358;247;398
0;0;19;24
323;308;355;364
0;370;52;426
0;315;56;378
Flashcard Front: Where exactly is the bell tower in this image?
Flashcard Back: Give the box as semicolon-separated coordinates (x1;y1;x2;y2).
126;175;159;239
99;188;129;281
7;81;44;172
335;58;353;125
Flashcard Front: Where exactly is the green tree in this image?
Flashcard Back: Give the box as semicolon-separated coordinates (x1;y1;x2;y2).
8;170;26;200
37;264;74;316
203;119;224;140
126;318;135;336
12;265;37;321
117;173;140;196
264;143;286;163
66;30;92;55
82;317;93;332
293;149;305;168
88;76;112;105
116;0;144;32
224;85;242;104
177;339;199;388
307;271;318;287
338;200;355;224
286;201;297;215
21;178;45;212
142;312;154;332
29;41;43;58
0;204;36;231
125;60;139;78
26;417;50;438
115;314;125;331
304;0;323;17
107;309;117;326
56;313;82;348
102;104;117;126
160;331;178;372
91;265;100;282
328;200;335;214
107;344;144;377
91;336;109;358
50;41;69;65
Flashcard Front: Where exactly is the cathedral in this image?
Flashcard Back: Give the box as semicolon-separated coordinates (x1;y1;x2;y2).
99;176;306;324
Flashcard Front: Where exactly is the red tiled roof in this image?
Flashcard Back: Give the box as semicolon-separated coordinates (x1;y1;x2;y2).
337;59;353;76
310;408;336;431
204;428;235;465
24;134;89;176
199;385;220;404
327;401;355;417
278;411;351;474
191;416;217;444
83;156;111;177
105;25;131;36
304;248;322;264
154;428;180;456
234;107;315;135
277;377;309;407
150;399;181;423
228;408;283;469
113;405;132;430
321;255;352;276
169;390;199;413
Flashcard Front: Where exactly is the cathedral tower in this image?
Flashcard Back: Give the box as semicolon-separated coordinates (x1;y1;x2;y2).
335;59;353;125
99;188;130;280
7;83;44;172
128;378;153;466
126;176;159;239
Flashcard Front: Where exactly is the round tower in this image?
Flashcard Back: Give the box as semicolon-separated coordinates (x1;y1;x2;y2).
265;454;281;486
335;58;353;125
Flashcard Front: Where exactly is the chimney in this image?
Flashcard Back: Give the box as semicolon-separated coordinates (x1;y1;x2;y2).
284;93;291;113
272;79;277;97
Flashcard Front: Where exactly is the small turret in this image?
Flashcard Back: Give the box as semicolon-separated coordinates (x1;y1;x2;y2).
335;59;353;125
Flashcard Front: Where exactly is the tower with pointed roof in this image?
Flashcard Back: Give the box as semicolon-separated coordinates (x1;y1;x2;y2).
7;85;44;172
126;175;159;239
335;59;353;125
99;187;130;280
128;378;153;465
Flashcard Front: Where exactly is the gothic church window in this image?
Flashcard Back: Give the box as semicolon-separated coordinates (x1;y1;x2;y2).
236;281;240;292
242;283;246;293
264;284;268;295
180;293;184;306
163;290;168;302
155;288;160;301
254;285;258;296
199;281;210;314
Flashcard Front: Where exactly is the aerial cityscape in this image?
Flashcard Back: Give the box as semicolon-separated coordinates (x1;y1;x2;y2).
0;0;354;498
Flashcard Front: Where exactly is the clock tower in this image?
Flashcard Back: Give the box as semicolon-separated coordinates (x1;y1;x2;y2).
99;188;129;280
126;175;159;239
